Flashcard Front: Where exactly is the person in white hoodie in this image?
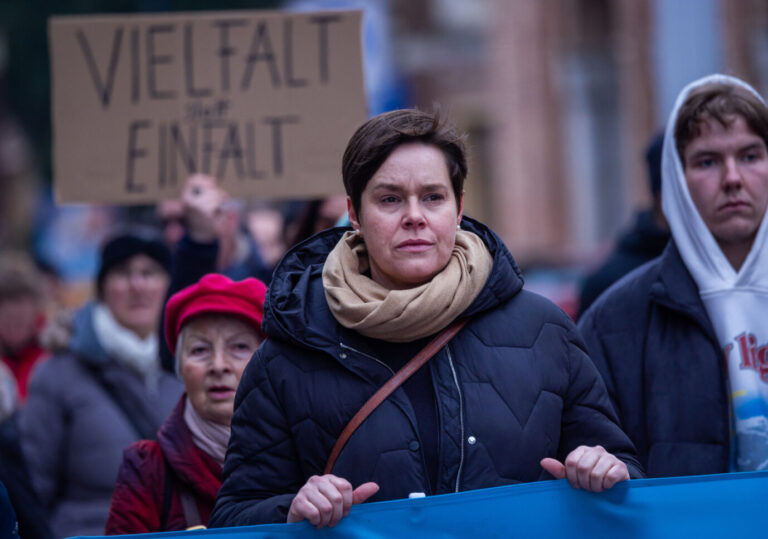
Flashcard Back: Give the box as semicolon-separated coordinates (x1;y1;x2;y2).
579;74;768;477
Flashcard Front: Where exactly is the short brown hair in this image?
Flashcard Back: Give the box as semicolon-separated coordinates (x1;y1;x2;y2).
0;252;42;303
675;82;768;163
342;109;468;215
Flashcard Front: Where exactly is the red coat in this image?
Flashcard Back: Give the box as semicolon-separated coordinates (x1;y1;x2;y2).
105;397;222;534
2;343;48;401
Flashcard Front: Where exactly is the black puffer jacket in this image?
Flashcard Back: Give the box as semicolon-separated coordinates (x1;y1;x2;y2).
578;242;729;477
209;217;642;526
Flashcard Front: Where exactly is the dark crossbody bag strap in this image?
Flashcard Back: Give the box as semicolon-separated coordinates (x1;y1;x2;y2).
161;457;202;530
178;488;202;529
83;363;156;440
324;317;469;475
160;459;173;530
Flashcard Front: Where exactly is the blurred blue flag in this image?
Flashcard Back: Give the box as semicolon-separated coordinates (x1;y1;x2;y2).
73;471;768;538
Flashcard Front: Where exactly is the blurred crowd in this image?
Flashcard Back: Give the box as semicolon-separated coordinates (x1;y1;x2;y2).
0;174;349;537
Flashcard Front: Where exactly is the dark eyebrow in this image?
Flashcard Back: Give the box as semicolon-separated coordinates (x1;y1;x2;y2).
739;142;765;153
420;183;450;191
369;182;403;192
685;148;719;163
369;181;450;194
371;182;448;190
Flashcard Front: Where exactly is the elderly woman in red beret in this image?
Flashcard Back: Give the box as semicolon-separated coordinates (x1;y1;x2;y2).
105;273;267;534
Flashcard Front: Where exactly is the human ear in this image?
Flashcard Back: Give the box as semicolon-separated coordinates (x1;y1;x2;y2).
457;190;465;225
347;197;361;232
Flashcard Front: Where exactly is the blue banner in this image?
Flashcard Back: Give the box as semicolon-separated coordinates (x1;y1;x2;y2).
74;471;768;538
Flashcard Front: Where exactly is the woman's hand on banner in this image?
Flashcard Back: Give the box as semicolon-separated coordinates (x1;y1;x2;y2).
540;445;629;492
287;474;379;528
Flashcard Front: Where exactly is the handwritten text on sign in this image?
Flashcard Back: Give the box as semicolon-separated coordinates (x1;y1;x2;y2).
49;10;367;204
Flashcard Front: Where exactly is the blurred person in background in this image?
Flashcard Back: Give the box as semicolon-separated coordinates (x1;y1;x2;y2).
0;251;50;401
19;230;183;538
0;361;53;539
163;174;274;285
0;93;39;252
157;175;278;374
156;199;187;250
159;178;345;306
210;109;640;529
244;201;286;271
284;196;349;249
579;74;768;477
106;274;266;534
217;197;274;284
577;133;670;317
32;255;67;319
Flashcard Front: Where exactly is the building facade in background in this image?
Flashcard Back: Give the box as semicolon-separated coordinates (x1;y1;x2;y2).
389;0;768;268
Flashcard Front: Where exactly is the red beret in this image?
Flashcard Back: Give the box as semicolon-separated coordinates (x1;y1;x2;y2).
164;273;267;355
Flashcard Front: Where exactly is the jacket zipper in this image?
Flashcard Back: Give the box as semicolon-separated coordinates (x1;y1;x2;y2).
338;342;395;375
447;348;464;493
340;341;433;493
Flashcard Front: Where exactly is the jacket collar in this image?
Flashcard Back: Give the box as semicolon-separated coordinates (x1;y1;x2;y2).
649;241;718;339
157;397;221;502
68;302;110;367
262;216;524;358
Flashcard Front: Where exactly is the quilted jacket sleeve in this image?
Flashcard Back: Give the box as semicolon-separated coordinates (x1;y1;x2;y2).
18;360;68;511
577;293;654;474
559;321;644;479
208;345;303;527
104;441;164;535
577;306;620;408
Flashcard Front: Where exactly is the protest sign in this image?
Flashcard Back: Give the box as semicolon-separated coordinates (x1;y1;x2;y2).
49;9;366;204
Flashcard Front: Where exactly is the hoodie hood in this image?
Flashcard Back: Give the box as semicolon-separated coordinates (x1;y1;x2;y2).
661;73;768;292
262;216;524;353
67;302;111;367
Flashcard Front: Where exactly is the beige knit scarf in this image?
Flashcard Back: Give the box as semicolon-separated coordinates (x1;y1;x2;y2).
322;230;493;342
183;396;229;468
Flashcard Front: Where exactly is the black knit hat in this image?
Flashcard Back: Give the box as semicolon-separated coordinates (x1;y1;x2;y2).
97;232;171;296
645;132;664;196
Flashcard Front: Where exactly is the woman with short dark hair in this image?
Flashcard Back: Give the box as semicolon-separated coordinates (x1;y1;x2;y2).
210;109;642;530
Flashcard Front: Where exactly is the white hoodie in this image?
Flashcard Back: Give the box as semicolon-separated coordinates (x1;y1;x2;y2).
662;74;768;471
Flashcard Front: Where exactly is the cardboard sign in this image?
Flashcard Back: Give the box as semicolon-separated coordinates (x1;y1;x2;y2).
49;9;366;204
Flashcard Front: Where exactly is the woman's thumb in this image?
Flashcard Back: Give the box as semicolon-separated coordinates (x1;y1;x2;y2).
352;482;380;504
540;457;566;479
